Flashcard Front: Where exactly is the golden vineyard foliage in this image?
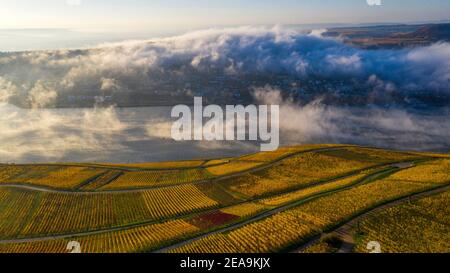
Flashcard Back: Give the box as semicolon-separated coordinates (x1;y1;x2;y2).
140;185;218;218
0;145;447;253
329;147;421;163
170;211;318;253
220;202;267;218
354;191;450;253
0;189;37;238
0;184;218;239
260;171;370;206
81;160;206;169
411;189;450;223
300;241;337;253
79;170;123;191
0;220;200;253
0;165;104;189
101;169;210;190
238;144;347;162
294;163;450;232
170;161;450;253
222;151;375;198
293;179;431;227
387;159;450;185
206;161;263;176
406;152;450;159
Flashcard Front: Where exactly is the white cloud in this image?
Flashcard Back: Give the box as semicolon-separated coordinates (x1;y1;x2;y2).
0;77;17;103
0;103;126;161
0;26;449;108
27;80;58;108
253;85;450;151
100;78;121;92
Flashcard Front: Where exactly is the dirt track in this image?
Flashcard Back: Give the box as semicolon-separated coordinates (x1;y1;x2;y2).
293;183;450;253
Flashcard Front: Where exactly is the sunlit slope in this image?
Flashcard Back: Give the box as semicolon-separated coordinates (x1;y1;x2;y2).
170;160;450;253
302;188;450;254
353;190;450;253
0;166;104;190
0;145;448;253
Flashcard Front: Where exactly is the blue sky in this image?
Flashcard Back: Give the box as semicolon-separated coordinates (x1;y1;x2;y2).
1;0;450;31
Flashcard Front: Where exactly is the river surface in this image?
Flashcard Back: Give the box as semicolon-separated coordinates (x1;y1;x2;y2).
0;103;449;163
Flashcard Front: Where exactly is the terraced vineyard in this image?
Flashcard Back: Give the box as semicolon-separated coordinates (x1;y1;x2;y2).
0;145;448;253
101;169;211;190
353;190;450;253
0;185;219;239
0;165;105;190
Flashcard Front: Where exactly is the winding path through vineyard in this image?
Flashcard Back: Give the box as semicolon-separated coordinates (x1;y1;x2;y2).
0;160;414;246
0;146;353;193
294;183;450;253
154;162;421;253
1;145;447;253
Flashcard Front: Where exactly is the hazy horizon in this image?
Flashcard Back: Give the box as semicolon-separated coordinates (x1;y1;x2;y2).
2;0;450;51
2;0;450;29
2;20;450;52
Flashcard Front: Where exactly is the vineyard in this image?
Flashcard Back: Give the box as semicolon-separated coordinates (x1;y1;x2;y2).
206;161;264;176
259;170;375;207
79;170;123;191
0;220;201;253
216;150;394;198
353;191;450;253
236;144;347;163
170;212;319;253
168;159;450;253
0;145;448;253
100;169;211;190
0;184;218;239
78;160;206;170
0;165;105;189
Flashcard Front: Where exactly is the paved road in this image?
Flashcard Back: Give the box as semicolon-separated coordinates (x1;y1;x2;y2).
153;163;413;253
0;148;430;246
0;146;353;194
293;183;450;253
0;159;403;245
